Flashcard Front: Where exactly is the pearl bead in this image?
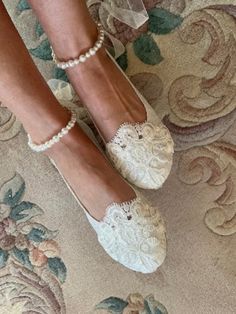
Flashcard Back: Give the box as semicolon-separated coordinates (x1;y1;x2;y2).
89;48;96;56
97;41;102;48
99;37;104;44
52;22;105;70
28;110;77;153
95;42;101;49
79;55;86;63
68;60;74;67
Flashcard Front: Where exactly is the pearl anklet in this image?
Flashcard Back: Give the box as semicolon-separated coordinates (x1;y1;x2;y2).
51;23;105;69
28;109;77;153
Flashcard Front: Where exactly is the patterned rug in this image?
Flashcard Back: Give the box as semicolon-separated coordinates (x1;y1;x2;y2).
1;1;235;313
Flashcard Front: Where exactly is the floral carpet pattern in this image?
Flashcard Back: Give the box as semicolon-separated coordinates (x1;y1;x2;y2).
0;0;236;313
0;174;67;313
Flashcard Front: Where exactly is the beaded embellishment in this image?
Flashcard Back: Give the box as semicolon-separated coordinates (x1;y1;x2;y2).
51;23;105;69
28;109;77;152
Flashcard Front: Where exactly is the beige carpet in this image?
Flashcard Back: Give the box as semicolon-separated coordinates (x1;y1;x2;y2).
0;1;236;313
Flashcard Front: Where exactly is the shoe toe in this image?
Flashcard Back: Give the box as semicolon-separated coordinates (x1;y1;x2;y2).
96;196;166;273
106;122;174;190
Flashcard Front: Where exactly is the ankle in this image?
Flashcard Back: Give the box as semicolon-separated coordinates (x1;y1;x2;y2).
27;107;71;147
52;21;98;61
65;47;110;83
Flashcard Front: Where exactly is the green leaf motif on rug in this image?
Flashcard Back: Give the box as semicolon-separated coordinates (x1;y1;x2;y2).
35;21;44;38
17;0;30;12
3;183;25;208
133;34;163;65
47;257;67;283
27;228;47;242
144;300;153;314
0;249;9;269
1;174;25;207
29;39;53;61
144;295;168;314
95;297;128;313
148;8;183;34
95;294;168;314
116;51;128;71
10;201;43;223
53;67;69;83
11;248;33;270
26;224;58;242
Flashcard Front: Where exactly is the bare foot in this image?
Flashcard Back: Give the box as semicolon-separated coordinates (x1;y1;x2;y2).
66;48;146;142
44;122;136;221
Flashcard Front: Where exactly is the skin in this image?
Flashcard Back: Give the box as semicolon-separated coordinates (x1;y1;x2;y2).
0;2;136;221
28;0;146;142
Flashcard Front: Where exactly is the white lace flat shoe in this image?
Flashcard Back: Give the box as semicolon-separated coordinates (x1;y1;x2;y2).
57;172;167;274
105;52;174;190
51;23;174;190
27;109;167;273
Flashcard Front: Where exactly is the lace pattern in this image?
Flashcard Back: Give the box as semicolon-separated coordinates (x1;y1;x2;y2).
97;195;166;273
106;121;174;189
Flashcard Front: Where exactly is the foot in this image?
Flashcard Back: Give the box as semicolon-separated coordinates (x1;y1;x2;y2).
43;120;136;221
62;48;174;190
66;48;147;142
28;104;167;273
51;26;174;191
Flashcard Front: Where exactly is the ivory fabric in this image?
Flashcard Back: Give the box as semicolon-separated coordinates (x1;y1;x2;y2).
0;0;236;313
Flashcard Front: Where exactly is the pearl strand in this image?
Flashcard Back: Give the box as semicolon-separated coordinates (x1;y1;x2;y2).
28;110;77;153
51;23;105;70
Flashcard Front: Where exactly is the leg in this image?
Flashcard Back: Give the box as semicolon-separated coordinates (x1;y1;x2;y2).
0;2;135;221
0;3;70;143
29;0;146;142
